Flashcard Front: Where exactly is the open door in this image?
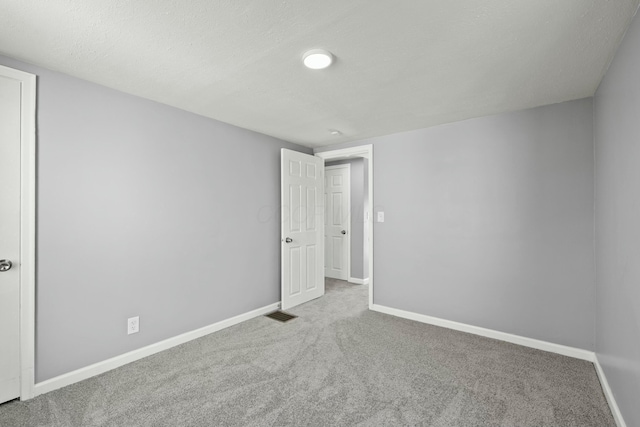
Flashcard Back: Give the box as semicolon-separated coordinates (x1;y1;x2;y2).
0;69;22;404
0;65;36;403
281;149;324;310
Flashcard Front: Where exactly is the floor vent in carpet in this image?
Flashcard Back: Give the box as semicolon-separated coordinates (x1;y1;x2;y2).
265;311;297;322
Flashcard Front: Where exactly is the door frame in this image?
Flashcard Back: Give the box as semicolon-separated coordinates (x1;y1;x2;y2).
315;145;373;309
0;65;37;400
324;164;351;281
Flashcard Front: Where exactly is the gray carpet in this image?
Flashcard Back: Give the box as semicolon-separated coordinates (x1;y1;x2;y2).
0;279;614;426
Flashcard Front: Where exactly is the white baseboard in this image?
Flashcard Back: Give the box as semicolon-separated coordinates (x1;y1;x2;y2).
373;303;628;425
348;277;370;285
370;304;595;362
594;355;627;427
30;300;627;427
34;302;280;397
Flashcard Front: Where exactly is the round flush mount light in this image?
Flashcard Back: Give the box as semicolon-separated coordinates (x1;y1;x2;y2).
302;49;334;70
329;129;342;136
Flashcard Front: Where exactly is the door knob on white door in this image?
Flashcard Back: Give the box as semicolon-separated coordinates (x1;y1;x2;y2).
0;260;12;272
341;230;347;235
285;237;293;243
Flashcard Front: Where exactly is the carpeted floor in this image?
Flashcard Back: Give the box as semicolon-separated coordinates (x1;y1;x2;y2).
0;278;614;426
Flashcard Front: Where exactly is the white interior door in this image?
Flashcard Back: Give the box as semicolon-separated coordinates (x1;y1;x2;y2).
281;149;324;310
324;165;350;280
0;74;22;404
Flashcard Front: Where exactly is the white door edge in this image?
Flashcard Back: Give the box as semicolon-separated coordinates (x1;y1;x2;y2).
314;145;373;309
0;64;37;401
324;164;351;280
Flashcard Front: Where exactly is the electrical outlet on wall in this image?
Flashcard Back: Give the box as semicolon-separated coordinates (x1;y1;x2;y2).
127;316;139;335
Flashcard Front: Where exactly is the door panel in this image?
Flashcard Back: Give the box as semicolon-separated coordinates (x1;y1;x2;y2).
0;75;22;404
332;237;342;268
306;246;317;290
289;247;301;295
324;165;350;280
281;149;324;310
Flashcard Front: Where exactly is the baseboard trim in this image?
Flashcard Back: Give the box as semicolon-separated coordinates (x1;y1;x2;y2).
370;304;595;362
348;277;370;285
34;302;280;397
594;355;627;427
373;303;630;424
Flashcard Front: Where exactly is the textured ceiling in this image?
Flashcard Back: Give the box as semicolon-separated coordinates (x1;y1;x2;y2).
1;1;639;147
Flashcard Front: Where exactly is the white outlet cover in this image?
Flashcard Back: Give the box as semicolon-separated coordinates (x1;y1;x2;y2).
377;212;385;223
128;316;139;335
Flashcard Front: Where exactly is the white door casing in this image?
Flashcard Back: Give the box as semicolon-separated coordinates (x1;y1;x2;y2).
281;149;324;310
324;165;350;280
0;65;36;402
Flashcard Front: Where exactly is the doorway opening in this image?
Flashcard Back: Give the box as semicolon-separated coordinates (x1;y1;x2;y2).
316;145;373;308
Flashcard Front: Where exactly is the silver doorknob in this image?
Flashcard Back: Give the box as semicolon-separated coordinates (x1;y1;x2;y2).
341;230;347;235
0;259;12;272
285;237;293;243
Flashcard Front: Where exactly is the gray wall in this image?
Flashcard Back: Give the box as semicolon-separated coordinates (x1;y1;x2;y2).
318;98;595;350
594;9;640;426
325;158;368;280
0;55;310;382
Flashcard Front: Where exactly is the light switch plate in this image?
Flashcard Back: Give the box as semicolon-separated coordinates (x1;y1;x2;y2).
377;212;385;223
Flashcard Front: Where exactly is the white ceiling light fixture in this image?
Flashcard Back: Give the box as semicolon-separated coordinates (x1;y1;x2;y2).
329;129;342;136
303;49;334;70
